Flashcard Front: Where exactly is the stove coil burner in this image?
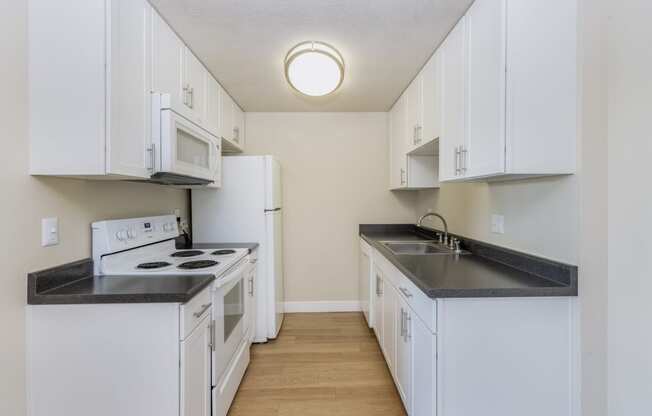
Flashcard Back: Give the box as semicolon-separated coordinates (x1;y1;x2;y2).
178;260;219;270
212;249;236;255
170;250;204;258
137;261;173;270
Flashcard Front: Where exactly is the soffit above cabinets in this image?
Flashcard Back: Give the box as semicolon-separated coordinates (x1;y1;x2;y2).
149;0;473;112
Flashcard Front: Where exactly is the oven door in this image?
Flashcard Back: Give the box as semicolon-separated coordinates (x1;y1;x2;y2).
212;260;247;387
158;109;219;181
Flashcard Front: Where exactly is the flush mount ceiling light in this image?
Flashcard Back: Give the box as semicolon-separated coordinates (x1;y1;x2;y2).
284;41;344;97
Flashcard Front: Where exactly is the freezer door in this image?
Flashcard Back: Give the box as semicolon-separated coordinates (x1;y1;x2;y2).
265;156;283;210
265;209;284;338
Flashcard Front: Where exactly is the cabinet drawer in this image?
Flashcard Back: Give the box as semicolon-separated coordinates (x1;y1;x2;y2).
374;250;436;333
394;271;436;334
180;285;213;339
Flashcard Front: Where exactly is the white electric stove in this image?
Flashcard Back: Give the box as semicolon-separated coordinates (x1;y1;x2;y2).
92;215;247;277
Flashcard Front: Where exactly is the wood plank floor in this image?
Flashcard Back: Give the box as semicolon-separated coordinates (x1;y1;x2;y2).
228;312;407;416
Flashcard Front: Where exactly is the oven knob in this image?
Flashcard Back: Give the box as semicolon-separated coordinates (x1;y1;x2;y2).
163;223;173;232
127;228;136;239
116;230;127;241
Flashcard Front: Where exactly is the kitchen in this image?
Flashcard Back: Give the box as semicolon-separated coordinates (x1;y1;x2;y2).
1;1;650;416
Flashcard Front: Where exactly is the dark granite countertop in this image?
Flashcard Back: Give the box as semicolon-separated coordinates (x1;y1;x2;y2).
360;224;578;298
28;259;214;305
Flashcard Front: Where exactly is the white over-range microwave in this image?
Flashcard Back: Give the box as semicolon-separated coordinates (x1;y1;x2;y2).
150;93;220;186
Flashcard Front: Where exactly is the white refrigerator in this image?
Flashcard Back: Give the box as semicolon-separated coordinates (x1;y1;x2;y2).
192;156;284;342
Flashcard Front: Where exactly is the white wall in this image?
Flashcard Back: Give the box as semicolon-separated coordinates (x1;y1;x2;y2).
606;0;652;413
244;112;417;302
0;2;188;414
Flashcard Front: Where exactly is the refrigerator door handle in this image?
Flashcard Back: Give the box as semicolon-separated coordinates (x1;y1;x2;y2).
264;208;282;212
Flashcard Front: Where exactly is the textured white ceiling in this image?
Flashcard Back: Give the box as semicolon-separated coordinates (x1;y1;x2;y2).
149;0;472;112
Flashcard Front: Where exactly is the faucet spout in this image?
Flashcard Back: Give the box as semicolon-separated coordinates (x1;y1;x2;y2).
417;212;449;244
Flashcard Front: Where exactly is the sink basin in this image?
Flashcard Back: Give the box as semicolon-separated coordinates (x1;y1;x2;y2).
381;241;468;256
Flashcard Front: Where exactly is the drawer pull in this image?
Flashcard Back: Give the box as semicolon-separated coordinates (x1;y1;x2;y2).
193;303;211;318
399;287;413;298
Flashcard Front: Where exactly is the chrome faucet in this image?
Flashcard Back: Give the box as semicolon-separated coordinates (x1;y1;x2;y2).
417;212;449;245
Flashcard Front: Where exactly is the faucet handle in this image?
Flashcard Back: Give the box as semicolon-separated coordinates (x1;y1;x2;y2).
453;239;462;254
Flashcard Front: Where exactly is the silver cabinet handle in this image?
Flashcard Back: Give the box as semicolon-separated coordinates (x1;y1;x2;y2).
249;258;258;264
193;303;211;318
417;125;423;143
399;287;413;298
188;87;194;109
147;143;156;172
248;276;254;296
210;320;216;351
455;146;461;175
183;83;191;106
460;146;468;173
405;311;411;340
400;168;406;186
413;125;417;145
375;275;383;296
400;308;405;338
233;127;240;143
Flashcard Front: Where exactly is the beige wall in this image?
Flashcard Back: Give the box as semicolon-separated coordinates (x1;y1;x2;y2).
415;177;579;264
0;2;188;414
244;112;417;302
578;0;608;414
606;0;652;413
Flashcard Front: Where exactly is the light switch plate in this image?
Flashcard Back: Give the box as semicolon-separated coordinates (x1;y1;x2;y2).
491;214;505;234
41;217;59;247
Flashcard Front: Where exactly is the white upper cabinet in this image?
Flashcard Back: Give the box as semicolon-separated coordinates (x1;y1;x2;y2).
420;52;442;147
182;49;208;126
406;78;422;152
464;0;507;178
151;12;184;114
439;16;467;182
219;91;245;153
389;93;408;189
205;75;221;137
29;0;154;178
439;0;577;182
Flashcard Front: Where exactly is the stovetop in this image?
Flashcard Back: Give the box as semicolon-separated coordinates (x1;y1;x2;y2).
101;243;248;276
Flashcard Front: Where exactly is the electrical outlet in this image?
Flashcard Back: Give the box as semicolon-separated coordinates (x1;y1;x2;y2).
41;217;59;246
491;214;505;234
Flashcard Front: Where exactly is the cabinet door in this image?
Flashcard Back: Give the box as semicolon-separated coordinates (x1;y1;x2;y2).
396;297;412;412
359;245;372;326
151;10;184;113
412;311;436;416
406;77;422;151
421;51;441;145
182;48;207;126
232;104;245;148
465;0;506;178
205;75;221;137
180;314;212;416
439;17;467;182
243;264;256;339
389;93;408;189
219;91;234;141
372;267;384;343
107;0;152;178
382;281;398;375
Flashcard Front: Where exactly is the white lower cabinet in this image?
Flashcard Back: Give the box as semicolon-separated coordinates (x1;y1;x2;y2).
369;244;578;416
372;266;384;343
395;296;412;413
382;276;398;374
180;313;212;416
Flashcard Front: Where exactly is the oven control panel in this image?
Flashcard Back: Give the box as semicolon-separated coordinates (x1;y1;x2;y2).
92;215;179;257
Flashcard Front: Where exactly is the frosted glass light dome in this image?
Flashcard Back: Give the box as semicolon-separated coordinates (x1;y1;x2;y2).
284;41;344;96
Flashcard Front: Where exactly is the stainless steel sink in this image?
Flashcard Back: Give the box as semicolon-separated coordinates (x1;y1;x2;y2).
381;241;468;256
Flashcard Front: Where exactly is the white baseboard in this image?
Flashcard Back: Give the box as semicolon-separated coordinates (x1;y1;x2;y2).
284;301;361;313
